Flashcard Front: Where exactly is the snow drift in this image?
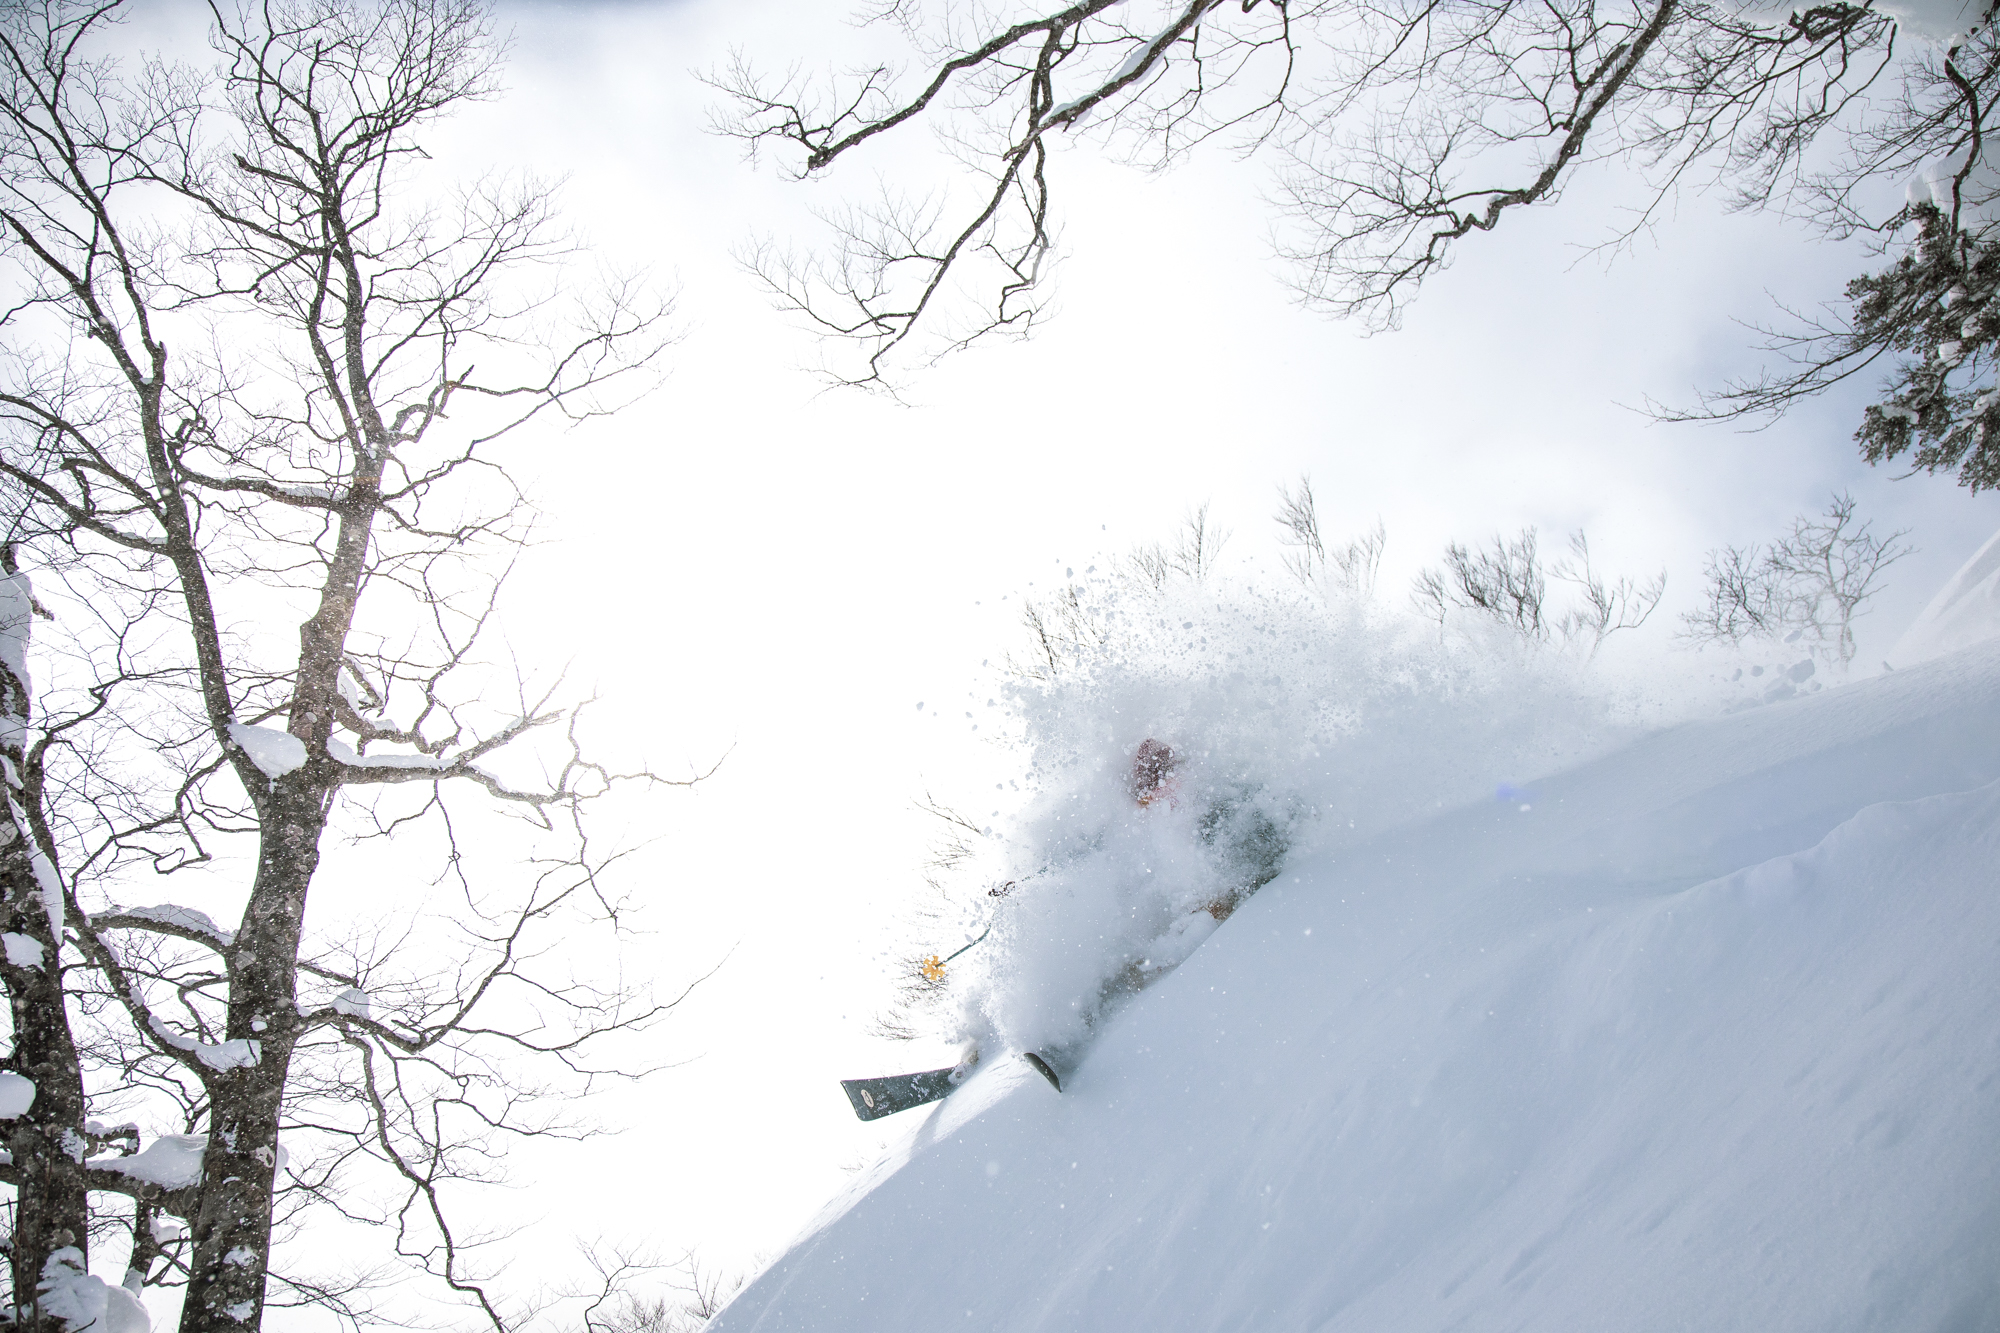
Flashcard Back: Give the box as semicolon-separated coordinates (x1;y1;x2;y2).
713;592;2000;1331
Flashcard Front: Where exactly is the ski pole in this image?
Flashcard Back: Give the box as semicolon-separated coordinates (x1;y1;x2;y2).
917;866;1055;982
920;922;992;983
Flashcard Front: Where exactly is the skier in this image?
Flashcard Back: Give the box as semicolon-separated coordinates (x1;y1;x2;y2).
1125;737;1286;921
840;737;1290;1115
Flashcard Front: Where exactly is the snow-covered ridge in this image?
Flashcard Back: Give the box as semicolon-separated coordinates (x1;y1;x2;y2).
712;637;2000;1332
1894;526;2000;664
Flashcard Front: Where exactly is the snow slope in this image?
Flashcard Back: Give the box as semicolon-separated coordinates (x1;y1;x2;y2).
1895;527;2000;666
713;641;2000;1333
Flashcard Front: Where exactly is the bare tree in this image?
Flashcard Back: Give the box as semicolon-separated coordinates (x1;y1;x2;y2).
1129;503;1228;589
1682;493;1914;666
1274;477;1326;589
1672;11;2000;491
1008;503;1230;684
712;0;1921;389
1413;530;1549;639
1012;584;1114;683
1275;476;1382;600
573;1245;743;1333
1684;543;1797;645
666;1255;743;1329
0;3;681;1331
1550;532;1667;660
719;1;2000;495
0;548;95;1331
1414;527;1662;654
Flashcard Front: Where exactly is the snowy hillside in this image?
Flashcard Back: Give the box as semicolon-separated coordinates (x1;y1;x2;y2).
712;634;2000;1331
1895;528;2000;666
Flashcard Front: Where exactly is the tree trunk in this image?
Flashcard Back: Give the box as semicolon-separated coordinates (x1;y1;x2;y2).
0;806;88;1330
177;780;325;1333
0;566;89;1330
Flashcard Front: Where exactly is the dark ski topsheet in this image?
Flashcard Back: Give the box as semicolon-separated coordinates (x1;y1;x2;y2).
840;1066;962;1121
840;1052;1067;1121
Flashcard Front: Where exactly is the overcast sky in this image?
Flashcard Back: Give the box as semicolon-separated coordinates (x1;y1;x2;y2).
116;0;2000;1319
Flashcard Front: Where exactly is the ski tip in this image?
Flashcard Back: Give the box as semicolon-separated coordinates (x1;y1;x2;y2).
839;1078;893;1121
1021;1051;1062;1093
840;1065;964;1121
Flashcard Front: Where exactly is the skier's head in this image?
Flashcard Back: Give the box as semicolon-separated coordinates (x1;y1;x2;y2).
1130;738;1180;806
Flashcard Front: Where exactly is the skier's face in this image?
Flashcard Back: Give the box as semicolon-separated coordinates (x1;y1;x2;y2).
1130;741;1180;806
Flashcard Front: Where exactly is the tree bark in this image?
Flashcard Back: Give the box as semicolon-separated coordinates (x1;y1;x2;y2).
0;827;88;1329
179;778;328;1333
0;586;88;1328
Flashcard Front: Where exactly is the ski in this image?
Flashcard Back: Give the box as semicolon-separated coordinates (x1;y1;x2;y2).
838;1047;1066;1120
1021;1051;1063;1092
840;1063;968;1121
